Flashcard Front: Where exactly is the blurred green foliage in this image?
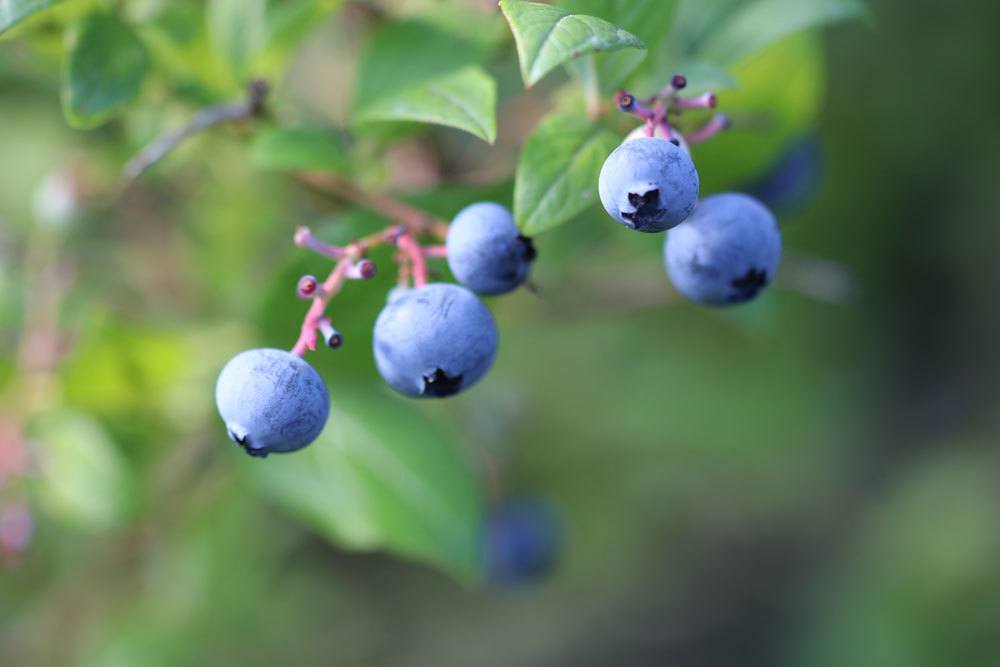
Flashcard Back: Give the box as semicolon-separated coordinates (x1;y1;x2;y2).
2;0;1000;665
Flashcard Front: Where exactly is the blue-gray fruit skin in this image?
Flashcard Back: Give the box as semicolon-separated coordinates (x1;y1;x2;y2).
215;348;330;458
664;192;782;306
446;202;536;296
373;283;498;398
598;136;700;233
483;498;561;586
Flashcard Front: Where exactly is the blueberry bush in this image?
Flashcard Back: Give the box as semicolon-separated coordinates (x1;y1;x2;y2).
5;1;1000;665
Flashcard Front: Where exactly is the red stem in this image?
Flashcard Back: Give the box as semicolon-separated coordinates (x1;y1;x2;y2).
422;244;448;259
292;256;353;356
685;114;730;145
397;233;427;288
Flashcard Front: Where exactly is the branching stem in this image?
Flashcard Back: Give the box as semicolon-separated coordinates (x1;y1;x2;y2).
123;80;269;182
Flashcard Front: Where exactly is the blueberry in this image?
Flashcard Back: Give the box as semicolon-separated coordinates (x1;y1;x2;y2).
372;283;498;398
446;202;535;296
624;124;691;155
664;193;782;305
215;348;330;457
598;136;700;233
747;134;822;212
483;499;561;585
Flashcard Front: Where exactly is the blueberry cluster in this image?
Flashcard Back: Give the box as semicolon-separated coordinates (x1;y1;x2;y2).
598;87;782;306
215;75;784;460
372;202;534;399
216;202;535;456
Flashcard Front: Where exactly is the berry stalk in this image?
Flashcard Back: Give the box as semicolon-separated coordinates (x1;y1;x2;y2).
297;172;449;241
291;222;443;356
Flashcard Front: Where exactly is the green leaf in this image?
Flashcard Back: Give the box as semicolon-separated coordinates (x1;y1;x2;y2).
244;389;484;580
0;0;64;34
207;0;344;84
514;111;618;235
351;20;496;141
694;0;868;65
251;126;349;173
355;66;497;144
691;33;826;192
630;0;866;95
499;0;644;87
28;409;134;530
206;0;269;79
62;11;150;129
558;0;678;91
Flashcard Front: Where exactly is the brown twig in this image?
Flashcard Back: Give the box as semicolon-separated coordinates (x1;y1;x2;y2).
297;171;450;240
123;80;270;182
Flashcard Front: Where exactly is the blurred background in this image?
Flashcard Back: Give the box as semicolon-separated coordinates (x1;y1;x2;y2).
2;0;1000;665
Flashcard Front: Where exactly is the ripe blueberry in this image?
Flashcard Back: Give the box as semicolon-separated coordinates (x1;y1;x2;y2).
483;499;561;585
372;283;498;398
664;192;782;305
215;348;330;457
624;124;691;155
748;135;822;212
598;136;700;233
446;202;536;296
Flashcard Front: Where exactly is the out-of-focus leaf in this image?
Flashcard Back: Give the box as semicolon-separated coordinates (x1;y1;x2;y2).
0;0;64;34
252;126;349;172
634;0;865;94
558;0;678;91
499;0;644;87
206;0;268;79
354;66;497;144
28;410;134;530
791;452;1000;667
514;111;618;235
207;0;344;83
243;388;483;580
62;11;150;129
62;317;188;417
690;33;825;192
694;0;868;65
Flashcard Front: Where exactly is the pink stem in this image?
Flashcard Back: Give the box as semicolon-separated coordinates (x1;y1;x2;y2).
294;227;345;259
651;102;672;140
396;250;411;288
291;257;352;356
685;113;730;145
615;91;656;123
344;258;377;280
397;233;427;288
422;244;448;259
676;92;718;110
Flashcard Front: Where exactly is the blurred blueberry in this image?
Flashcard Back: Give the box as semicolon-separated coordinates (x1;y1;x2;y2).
483;498;562;586
747;134;823;212
664;192;782;306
